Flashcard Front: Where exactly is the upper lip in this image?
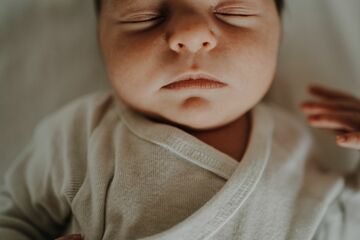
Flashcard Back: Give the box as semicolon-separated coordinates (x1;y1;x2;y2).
163;72;226;88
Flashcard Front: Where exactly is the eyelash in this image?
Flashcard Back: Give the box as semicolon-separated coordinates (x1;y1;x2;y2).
214;12;253;17
214;7;257;17
120;9;255;25
119;14;165;24
215;13;254;17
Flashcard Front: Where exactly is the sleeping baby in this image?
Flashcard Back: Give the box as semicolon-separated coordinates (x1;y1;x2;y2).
1;0;360;239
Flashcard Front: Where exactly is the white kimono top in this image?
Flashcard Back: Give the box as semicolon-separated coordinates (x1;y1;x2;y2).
0;90;359;240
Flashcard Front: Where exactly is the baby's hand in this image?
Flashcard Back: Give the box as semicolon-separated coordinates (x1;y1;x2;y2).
55;234;82;240
300;84;360;150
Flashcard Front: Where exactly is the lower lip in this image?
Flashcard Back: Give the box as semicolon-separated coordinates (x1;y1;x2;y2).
162;79;227;90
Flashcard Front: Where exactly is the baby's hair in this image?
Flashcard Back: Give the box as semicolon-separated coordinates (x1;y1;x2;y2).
94;0;285;16
275;0;285;13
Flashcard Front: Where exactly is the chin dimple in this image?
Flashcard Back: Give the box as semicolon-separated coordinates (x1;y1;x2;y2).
182;97;209;109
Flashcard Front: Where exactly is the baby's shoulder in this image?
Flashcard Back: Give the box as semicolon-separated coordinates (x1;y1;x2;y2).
35;90;116;137
34;91;118;149
9;91;119;206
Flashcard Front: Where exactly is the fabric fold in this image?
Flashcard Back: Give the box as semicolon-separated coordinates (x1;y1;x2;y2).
113;91;274;240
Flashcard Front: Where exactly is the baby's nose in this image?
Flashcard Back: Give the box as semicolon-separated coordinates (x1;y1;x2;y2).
167;14;217;53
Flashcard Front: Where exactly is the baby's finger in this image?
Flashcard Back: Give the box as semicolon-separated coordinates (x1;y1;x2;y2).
307;113;360;132
308;85;360;103
55;234;82;240
337;132;360;150
301;101;360;115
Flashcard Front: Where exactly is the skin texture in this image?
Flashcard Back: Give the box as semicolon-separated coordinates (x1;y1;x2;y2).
301;85;360;150
98;0;281;161
99;0;280;129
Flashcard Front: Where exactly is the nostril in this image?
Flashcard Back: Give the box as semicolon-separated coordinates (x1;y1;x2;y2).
203;42;210;47
174;41;212;52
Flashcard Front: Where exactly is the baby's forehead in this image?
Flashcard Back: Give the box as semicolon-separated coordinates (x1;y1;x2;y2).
106;0;149;10
106;0;265;10
107;0;140;6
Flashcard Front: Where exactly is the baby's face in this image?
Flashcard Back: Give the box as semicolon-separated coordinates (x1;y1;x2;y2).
99;0;281;130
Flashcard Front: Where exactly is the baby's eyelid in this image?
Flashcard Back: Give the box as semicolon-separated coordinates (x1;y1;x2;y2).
213;6;259;16
214;12;255;17
120;12;164;23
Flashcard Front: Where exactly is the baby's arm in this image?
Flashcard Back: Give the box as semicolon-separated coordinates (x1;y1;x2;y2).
0;119;72;239
301;85;360;150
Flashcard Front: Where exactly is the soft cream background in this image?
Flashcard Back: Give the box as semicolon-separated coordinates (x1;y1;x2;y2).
1;0;359;180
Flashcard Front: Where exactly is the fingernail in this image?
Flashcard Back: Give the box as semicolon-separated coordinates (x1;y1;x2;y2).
337;135;347;142
308;115;319;121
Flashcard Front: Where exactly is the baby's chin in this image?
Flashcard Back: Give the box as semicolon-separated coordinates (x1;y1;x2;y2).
148;114;231;132
144;103;243;132
123;93;249;131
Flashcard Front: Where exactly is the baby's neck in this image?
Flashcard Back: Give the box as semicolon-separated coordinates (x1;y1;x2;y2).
178;112;252;162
